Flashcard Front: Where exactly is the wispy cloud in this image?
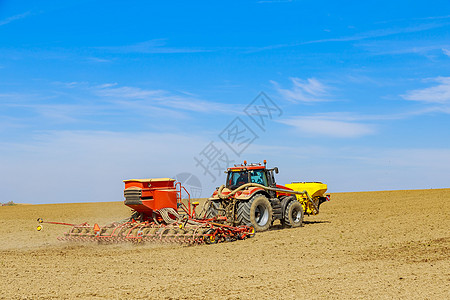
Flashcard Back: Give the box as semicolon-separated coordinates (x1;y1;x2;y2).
95;85;239;114
86;56;112;63
402;77;450;104
0;11;31;26
309;22;448;45
375;15;450;25
356;39;450;56
413;15;450;21
96;39;212;54
246;22;449;53
4;99;110;124
271;77;331;103
96;86;165;99
278;106;445;139
0;82;244;130
301;109;440;122
443;48;450;57
257;0;294;3
0;115;29;132
0;91;44;103
280;116;375;138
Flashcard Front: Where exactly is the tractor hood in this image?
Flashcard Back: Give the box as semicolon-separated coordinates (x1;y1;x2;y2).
209;186;266;200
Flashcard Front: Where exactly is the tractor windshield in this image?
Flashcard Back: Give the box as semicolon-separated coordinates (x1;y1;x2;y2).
226;169;268;189
227;171;249;189
249;169;268;186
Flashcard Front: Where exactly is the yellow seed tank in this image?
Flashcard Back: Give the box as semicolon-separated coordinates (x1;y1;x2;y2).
285;182;328;215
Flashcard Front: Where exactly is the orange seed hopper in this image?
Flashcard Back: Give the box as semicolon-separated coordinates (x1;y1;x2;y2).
123;178;178;214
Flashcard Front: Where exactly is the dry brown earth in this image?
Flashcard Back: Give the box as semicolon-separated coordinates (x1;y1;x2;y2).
1;189;449;299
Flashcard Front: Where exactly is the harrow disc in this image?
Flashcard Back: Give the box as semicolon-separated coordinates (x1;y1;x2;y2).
57;221;254;245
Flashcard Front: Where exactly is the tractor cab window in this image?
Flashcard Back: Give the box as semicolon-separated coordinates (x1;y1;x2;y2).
267;170;276;186
227;171;249;189
249;169;268;186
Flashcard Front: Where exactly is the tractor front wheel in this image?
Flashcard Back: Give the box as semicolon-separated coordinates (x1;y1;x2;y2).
237;195;273;232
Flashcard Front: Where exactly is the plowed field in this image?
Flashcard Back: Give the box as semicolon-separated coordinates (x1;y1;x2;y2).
1;189;449;299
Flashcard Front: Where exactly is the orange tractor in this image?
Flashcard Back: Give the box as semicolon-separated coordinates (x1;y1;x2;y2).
205;160;330;231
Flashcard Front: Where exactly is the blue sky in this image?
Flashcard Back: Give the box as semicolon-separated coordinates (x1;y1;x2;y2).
1;1;450;204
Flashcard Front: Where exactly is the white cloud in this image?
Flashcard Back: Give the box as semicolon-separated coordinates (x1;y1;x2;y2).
1;83;242;128
97;39;212;54
86;56;112;63
304;108;441;122
95;85;240;114
96;83;118;89
96;86;165;99
271;77;330;102
0;116;28;132
0;11;31;26
355;39;450;56
402;77;450;103
360;42;449;56
280;116;374;138
248;23;447;53
303;23;445;45
278;105;448;140
257;0;293;3
413;14;450;21
442;48;450;57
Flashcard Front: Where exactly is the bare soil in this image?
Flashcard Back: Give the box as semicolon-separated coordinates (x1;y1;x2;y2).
1;189;449;299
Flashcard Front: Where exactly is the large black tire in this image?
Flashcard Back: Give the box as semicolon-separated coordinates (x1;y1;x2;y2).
205;200;221;219
237;195;273;232
283;201;304;228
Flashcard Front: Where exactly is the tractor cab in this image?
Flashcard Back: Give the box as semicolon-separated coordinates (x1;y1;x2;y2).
225;160;278;190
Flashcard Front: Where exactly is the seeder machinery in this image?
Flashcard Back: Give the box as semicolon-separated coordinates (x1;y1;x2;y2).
37;178;255;245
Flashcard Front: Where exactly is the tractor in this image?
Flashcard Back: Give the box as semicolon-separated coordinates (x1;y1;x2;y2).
205;160;330;231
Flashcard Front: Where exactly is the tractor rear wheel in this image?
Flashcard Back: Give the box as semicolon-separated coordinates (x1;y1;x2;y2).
205;200;221;219
237;195;273;232
283;201;303;228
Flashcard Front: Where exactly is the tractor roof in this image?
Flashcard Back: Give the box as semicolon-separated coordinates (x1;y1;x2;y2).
227;164;266;171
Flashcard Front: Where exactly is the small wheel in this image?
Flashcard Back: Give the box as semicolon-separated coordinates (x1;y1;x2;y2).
284;201;304;228
204;229;218;244
246;226;255;238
